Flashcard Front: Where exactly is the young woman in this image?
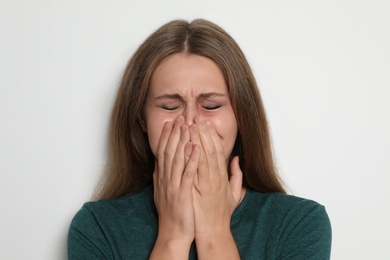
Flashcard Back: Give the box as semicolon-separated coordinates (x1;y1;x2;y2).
68;19;331;259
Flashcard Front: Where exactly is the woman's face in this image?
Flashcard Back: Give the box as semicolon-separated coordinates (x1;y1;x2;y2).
142;53;238;162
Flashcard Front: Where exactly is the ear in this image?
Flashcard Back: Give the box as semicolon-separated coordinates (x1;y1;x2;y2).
138;115;147;132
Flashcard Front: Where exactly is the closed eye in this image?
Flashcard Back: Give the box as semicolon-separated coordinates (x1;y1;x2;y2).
160;105;179;111
203;104;222;110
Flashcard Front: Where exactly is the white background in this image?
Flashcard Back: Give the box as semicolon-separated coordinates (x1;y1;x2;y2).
1;0;389;259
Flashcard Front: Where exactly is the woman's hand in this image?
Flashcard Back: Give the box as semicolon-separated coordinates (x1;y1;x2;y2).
190;115;243;259
150;116;200;259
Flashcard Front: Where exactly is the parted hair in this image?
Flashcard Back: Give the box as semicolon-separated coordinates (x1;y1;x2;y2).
93;19;285;200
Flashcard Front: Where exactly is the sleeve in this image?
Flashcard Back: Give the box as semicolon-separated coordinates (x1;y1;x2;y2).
67;205;113;260
279;203;332;260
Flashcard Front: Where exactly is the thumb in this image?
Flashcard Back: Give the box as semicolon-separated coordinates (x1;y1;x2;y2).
153;160;158;188
229;156;243;203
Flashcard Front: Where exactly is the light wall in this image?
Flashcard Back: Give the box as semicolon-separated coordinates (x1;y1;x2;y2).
1;1;389;259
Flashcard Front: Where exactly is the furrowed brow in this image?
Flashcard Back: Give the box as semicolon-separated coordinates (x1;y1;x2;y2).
155;93;184;101
198;92;226;99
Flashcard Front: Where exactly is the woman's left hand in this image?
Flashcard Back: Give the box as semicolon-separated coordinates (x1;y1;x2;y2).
190;115;243;259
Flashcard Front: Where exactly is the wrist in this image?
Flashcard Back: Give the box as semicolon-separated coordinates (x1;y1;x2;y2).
150;235;193;259
195;229;240;259
195;227;233;247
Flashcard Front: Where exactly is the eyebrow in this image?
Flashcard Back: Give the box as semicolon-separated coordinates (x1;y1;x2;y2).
155;93;184;101
154;92;226;100
199;92;226;99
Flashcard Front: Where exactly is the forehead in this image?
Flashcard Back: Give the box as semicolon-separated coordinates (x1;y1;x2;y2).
149;53;228;96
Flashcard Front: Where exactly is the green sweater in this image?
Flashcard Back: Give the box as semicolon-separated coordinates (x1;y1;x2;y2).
68;186;331;259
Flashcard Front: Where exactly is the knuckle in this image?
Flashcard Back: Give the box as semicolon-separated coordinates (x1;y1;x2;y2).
199;125;208;133
172;157;181;168
164;149;172;158
157;149;164;160
205;145;216;156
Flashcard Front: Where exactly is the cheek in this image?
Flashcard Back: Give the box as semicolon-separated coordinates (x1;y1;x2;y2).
145;114;176;156
146;122;162;156
208;114;238;156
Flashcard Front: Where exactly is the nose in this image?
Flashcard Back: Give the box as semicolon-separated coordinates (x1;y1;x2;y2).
182;104;197;125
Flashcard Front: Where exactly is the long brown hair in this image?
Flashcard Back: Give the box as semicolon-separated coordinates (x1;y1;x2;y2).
93;19;286;200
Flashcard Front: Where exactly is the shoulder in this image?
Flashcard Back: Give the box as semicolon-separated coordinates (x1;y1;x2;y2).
81;185;154;218
71;185;156;231
240;190;332;259
249;189;323;208
67;186;156;259
267;191;327;219
248;190;331;235
244;189;329;221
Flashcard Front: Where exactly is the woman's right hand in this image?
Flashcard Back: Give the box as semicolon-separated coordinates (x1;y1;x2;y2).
150;115;200;259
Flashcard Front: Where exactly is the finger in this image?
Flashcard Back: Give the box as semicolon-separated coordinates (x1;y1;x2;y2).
190;122;208;185
153;160;158;188
163;115;184;180
184;130;192;165
171;124;190;186
229;156;243;204
189;120;201;146
205;119;226;175
182;143;200;188
156;121;173;181
153;160;159;201
194;116;219;174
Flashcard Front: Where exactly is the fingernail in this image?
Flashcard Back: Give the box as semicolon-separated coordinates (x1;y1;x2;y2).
164;121;172;130
205;120;212;128
195;115;203;122
193;144;200;152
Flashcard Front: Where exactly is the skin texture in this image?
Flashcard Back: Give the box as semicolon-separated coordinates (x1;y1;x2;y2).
143;53;244;259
